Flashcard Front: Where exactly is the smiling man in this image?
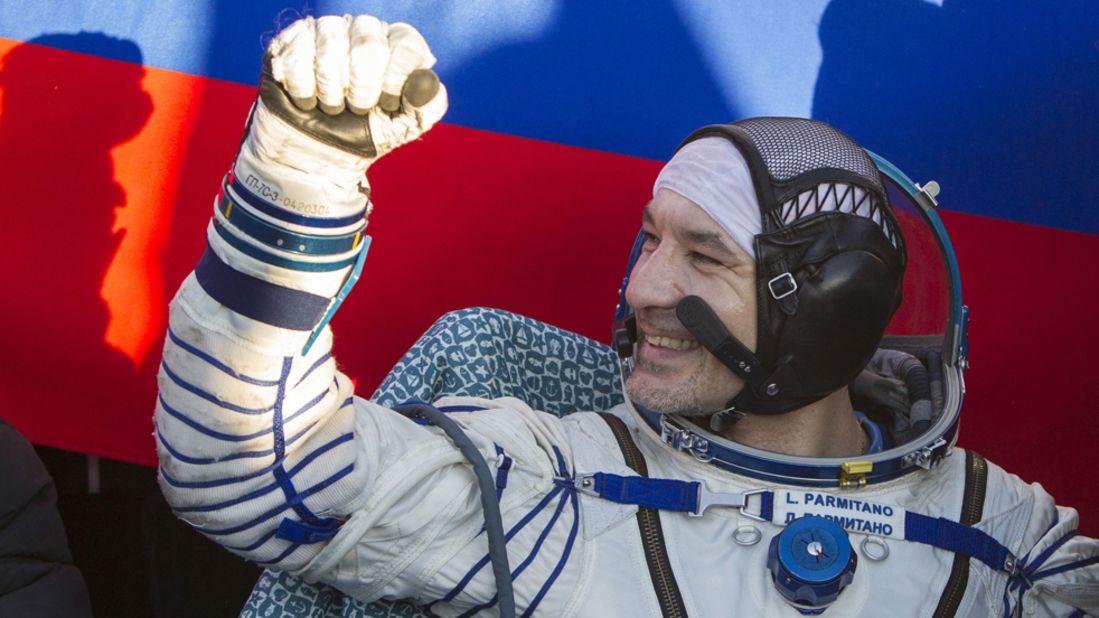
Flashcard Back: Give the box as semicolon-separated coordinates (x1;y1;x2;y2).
155;14;1097;617
628;136;874;459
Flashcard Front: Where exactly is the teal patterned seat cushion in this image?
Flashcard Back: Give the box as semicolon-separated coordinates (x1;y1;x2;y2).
240;308;623;618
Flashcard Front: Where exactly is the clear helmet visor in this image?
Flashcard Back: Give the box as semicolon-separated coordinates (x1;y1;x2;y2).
869;151;967;467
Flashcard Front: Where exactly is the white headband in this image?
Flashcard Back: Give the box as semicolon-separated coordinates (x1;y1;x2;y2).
653;137;761;258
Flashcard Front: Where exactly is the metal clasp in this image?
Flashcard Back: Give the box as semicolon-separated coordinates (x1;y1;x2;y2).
840;461;872;489
659;420;713;463
1003;552;1022;577
691;482;746;517
902;437;948;470
739;489;770;522
767;272;798;300
573;474;599;497
915;180;941;207
690;486;769;521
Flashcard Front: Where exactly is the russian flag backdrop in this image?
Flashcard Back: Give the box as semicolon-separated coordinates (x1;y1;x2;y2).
1;1;1096;535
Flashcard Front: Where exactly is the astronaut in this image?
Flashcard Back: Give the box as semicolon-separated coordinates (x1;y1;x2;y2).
155;14;1098;617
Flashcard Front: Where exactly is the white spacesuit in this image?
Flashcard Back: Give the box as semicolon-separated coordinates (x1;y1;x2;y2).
156;14;1099;617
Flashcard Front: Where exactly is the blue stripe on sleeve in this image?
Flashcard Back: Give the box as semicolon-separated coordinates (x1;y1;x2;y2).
444;446;576;606
1030;555;1099;582
174;478;282;514
1022;527;1074;578
196;463;355;536
213;220;361;273
454;489;572;618
167;328;281;386
171;432;356;513
225;528;277;554
157;381;332;442
219;190;366;256
255;541;303;566
229;176;367;229
155;419;317;467
161;361;273;415
158;394;270;442
193;245;331;330
160;454;288;489
159;393;351;486
522;490;580;618
286;432;356;476
442;485;565;604
295;352;333;387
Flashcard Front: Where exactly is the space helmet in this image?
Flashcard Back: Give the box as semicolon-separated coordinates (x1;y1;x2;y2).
614;118;968;487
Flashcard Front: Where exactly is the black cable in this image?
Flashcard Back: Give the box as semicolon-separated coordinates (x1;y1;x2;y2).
396;403;515;617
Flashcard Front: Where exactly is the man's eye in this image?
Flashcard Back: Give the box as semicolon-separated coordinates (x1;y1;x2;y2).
690;252;721;266
641;231;658;246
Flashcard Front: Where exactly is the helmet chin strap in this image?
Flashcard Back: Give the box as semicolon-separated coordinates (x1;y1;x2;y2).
675;295;766;419
676;295;763;384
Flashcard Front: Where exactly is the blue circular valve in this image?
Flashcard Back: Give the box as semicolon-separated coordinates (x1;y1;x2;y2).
767;515;857;612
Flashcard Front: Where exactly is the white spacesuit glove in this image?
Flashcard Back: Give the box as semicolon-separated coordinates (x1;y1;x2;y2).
233;14;448;221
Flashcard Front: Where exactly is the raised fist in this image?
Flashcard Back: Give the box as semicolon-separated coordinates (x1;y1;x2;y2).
234;15;448;219
263;15;446;158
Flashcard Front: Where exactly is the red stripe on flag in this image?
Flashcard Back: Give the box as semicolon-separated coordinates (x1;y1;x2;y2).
1;38;1095;535
944;210;1099;533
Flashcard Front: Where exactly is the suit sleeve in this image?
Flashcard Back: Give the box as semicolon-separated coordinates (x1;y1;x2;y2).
154;175;585;612
154;171;380;571
987;462;1099;617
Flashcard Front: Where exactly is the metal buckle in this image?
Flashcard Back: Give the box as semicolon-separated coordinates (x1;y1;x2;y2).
690;486;770;521
840;461;873;489
573;474;599;497
660;420;713;463
690;482;746;517
767;272;797;300
902;437;948;470
739;489;770;522
1003;552;1022;577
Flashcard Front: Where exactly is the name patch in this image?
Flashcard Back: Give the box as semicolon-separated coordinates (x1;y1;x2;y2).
773;490;905;539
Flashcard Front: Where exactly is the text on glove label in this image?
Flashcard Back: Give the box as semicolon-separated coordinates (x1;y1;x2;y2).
244;174;330;216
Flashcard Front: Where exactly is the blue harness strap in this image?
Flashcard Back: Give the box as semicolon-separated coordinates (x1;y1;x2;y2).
589;473;700;513
904;513;1014;572
576;472;1025;578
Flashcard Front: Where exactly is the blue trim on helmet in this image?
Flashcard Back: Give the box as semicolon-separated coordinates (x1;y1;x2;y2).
634;404;958;488
868;151;967;369
613;229;648;324
614;151;966;487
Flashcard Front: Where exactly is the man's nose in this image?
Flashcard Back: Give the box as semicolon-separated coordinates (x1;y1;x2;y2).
625;250;683;309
